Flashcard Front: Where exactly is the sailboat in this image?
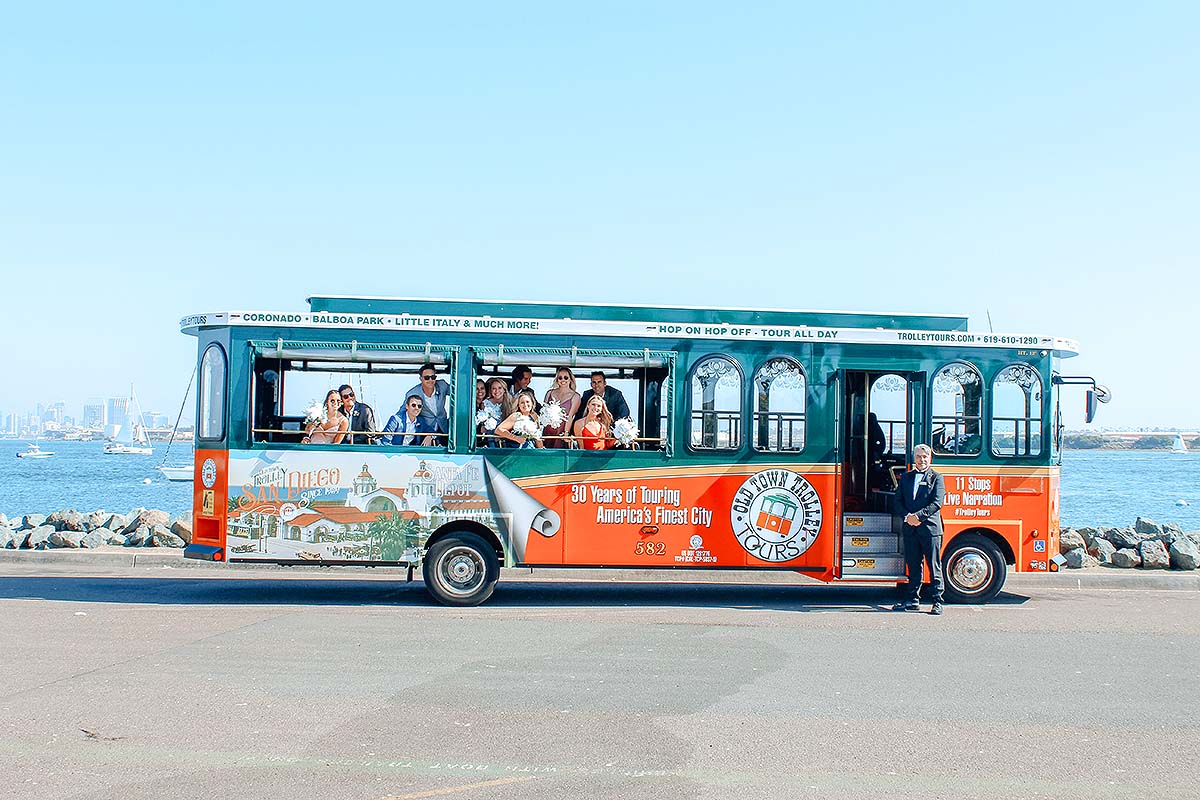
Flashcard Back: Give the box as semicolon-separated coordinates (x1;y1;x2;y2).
104;384;154;455
1171;433;1188;454
156;367;195;481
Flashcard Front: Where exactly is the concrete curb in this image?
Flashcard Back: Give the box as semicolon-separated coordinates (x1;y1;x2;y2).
2;549;1198;590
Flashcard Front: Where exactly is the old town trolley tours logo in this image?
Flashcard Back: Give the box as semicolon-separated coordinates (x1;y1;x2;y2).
730;469;822;562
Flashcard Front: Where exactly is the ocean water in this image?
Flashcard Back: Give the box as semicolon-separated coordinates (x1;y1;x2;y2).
0;440;1196;530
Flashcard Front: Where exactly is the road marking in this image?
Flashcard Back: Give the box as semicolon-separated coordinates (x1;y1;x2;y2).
379;776;533;799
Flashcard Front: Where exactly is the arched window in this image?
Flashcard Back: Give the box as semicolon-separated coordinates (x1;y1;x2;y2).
689;355;742;450
198;343;227;440
992;364;1043;456
869;373;908;457
931;362;983;456
753;357;805;451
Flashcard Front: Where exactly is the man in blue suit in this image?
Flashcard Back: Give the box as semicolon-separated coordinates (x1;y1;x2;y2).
892;444;946;615
381;396;438;446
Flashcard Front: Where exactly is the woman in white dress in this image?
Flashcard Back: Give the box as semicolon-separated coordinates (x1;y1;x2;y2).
302;390;349;444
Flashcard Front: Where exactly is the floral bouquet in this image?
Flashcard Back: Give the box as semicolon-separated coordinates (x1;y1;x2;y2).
303;400;326;426
513;416;541;440
537;400;566;430
613;417;639;447
474;409;499;432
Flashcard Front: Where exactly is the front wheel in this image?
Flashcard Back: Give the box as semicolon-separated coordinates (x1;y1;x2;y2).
423;532;499;606
942;533;1006;604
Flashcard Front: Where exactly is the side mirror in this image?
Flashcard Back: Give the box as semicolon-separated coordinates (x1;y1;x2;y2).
1084;384;1112;424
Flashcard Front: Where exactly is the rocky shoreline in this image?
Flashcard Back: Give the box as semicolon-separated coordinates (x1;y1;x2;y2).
2;508;1198;573
0;509;191;550
1059;517;1199;570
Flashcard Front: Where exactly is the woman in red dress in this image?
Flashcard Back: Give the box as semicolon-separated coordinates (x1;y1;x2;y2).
572;395;614;450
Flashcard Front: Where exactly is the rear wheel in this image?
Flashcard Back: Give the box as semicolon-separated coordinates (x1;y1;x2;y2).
422;532;499;606
942;533;1006;604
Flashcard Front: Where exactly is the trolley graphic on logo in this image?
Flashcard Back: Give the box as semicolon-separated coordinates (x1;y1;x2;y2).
730;469;823;563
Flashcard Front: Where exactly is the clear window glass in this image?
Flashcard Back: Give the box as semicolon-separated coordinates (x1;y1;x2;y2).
931;362;983;456
199;344;227;440
753;357;805;451
869;373;909;456
992;364;1043;457
690;355;742;450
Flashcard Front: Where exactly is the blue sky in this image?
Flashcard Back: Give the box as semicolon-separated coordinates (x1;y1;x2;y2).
2;3;1195;428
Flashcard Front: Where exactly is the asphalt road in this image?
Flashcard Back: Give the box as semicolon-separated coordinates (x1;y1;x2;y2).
1;561;1197;800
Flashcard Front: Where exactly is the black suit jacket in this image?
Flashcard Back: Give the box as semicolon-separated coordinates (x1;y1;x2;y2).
893;468;945;536
579;387;630;421
344;402;378;444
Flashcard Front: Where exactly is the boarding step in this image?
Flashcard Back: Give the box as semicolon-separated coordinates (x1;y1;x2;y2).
840;554;906;577
841;532;900;555
840;512;894;533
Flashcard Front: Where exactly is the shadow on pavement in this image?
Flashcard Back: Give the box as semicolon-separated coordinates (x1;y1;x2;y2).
0;574;1029;611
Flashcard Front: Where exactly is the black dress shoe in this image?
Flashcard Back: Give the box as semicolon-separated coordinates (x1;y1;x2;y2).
892;601;919;611
930;602;943;616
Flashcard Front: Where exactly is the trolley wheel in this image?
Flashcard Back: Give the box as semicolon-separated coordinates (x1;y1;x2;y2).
942;533;1006;604
422;532;499;607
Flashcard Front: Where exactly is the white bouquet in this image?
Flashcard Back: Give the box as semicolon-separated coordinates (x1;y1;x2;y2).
613;417;639;447
538;400;566;429
475;409;499;432
303;400;326;425
513;416;541;439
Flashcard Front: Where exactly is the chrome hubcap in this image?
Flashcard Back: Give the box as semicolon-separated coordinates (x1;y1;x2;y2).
949;549;991;593
439;546;484;596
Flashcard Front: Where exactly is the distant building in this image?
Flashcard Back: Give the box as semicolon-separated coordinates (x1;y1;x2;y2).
82;398;107;429
107;397;130;429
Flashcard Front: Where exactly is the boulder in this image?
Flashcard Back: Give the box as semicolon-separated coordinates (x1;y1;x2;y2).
0;527;11;549
48;530;84;548
169;518;193;545
27;525;55;550
1111;548;1141;568
1065;549;1098;569
1134;517;1162;536
101;528;126;546
1076;526;1098;548
0;513;8;528
1059;529;1086;553
79;531;103;549
1138;540;1170;569
151;525;185;548
1169;538;1199;571
1089;538;1117;565
7;529;30;549
22;513;46;530
47;510;87;532
103;513;127;532
85;510;109;532
124;524;151;547
1108;528;1145;549
121;509;170;535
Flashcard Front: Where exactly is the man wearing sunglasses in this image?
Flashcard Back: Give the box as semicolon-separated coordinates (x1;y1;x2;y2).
404;362;450;438
338;384;379;445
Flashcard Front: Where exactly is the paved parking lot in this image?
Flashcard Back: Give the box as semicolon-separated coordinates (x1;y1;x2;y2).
1;559;1197;799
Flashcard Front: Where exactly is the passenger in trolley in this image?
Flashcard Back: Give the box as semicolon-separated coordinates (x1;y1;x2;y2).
542;366;582;448
573;394;614;450
301;390;349;445
495;390;545;449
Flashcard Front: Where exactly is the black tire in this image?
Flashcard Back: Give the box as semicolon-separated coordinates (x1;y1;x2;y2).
942;533;1006;604
422;531;499;607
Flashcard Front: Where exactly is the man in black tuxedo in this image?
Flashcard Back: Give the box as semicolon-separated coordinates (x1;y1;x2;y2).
338;384;378;445
892;443;945;615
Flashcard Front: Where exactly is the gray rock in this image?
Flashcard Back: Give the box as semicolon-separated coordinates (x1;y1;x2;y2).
1108;528;1145;549
0;527;11;549
1111;548;1142;568
1089;538;1117;565
101;528;126;546
169;517;193;545
121;508;170;535
85;510;109;532
1076;526;1098;547
124;524;151;546
1163;521;1183;536
0;513;8;528
151;526;185;548
48;530;84;548
1134;517;1162;536
1138;539;1170;569
80;531;103;549
7;528;30;549
1169;538;1199;571
28;525;55;550
103;513;127;532
1059;529;1086;553
47;510;87;531
1065;549;1098;569
22;513;46;529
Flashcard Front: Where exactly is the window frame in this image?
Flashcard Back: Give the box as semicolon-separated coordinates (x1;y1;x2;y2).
990;362;1045;458
929;360;984;458
198;343;227;442
751;355;807;453
687;353;745;453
